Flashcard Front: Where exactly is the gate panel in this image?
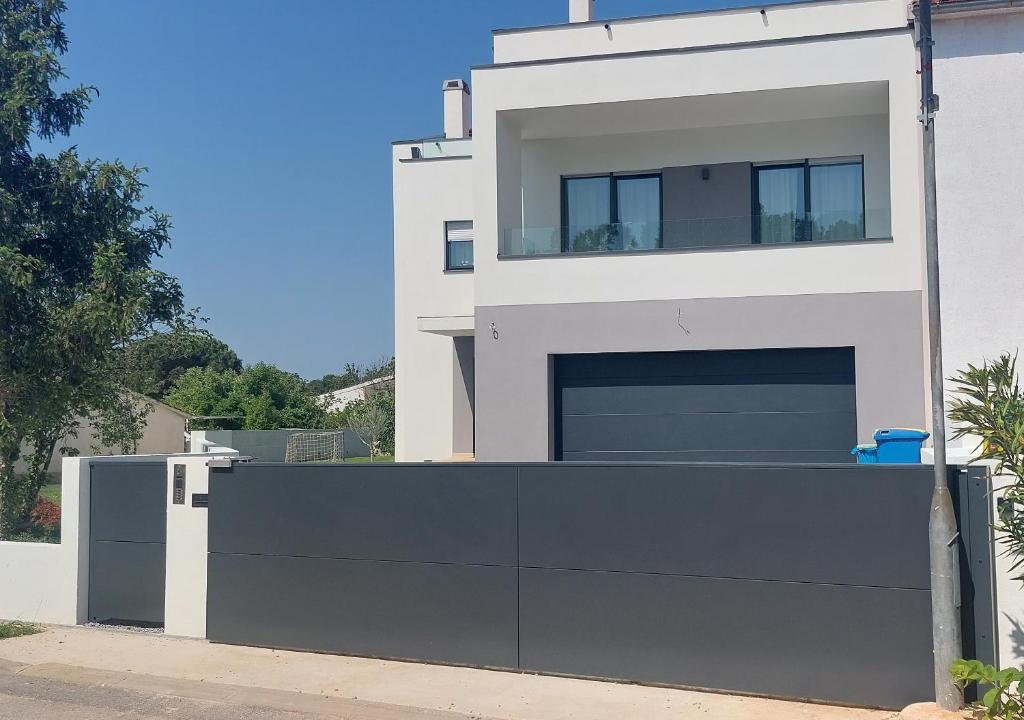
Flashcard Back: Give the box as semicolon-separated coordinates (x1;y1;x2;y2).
207;464;519;666
205;461;992;710
519;568;931;709
517;463;936;707
89;462;167;625
208;553;518;666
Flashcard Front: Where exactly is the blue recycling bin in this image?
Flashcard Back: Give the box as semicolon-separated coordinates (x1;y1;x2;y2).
851;443;879;464
873;428;930;463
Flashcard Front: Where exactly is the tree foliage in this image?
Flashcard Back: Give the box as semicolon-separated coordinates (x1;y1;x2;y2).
0;0;187;536
165;363;323;430
121;329;241;399
323;389;395;457
307;356;394;395
948;354;1024;717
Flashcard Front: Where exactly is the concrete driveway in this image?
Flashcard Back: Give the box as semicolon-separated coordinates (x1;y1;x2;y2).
0;626;897;720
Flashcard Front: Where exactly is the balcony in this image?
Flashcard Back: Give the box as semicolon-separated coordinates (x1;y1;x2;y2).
500;208;891;258
406;137;471;160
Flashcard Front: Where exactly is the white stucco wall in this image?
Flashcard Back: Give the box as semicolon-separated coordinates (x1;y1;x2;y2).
493;0;909;64
472;29;924;308
934;11;1024;407
932;8;1024;670
392;148;475;462
164;456;213;638
0;457;88;625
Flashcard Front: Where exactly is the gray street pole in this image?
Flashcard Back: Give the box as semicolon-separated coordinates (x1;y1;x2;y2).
918;0;964;710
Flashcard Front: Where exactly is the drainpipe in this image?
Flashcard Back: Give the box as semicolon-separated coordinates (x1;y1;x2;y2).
918;0;964;711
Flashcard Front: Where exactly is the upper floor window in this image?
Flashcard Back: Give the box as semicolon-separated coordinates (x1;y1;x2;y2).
445;220;474;271
562;173;662;253
753;157;865;244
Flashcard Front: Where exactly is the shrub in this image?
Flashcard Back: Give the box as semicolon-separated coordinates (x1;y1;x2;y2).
952;660;1024;719
31;497;60;529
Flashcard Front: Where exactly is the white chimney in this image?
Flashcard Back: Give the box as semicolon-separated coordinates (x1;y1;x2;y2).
442;79;470;139
569;0;594;23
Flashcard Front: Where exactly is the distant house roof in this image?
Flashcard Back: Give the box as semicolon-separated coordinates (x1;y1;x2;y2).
318;375;395;403
127;389;193;420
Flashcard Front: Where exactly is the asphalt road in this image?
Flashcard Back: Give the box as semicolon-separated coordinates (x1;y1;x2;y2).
0;665;488;720
0;671;329;720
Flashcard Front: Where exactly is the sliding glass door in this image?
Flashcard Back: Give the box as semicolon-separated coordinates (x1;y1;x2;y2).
755;164;806;244
809;161;865;241
562;173;661;252
754;157;865;244
616;175;661;250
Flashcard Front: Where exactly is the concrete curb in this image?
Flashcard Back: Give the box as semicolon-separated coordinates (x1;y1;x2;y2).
898;702;980;719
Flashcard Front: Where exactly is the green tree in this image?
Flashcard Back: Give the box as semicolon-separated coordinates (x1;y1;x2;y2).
165;363;323;430
121;329;241;399
0;1;187;537
948;354;1024;718
307;357;394;395
323;389;395;457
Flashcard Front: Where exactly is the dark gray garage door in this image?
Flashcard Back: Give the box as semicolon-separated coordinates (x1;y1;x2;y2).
554;347;856;463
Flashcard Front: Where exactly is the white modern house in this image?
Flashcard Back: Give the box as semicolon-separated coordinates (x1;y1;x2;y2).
319;374;395;413
392;0;1024;464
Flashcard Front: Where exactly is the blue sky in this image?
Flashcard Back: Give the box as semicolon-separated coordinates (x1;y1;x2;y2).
52;0;794;379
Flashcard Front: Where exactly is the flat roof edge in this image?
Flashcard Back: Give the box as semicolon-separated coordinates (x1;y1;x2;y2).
931;0;1024;15
492;0;884;36
473;25;911;71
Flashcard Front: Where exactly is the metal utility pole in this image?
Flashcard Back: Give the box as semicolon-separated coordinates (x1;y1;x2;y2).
918;0;963;710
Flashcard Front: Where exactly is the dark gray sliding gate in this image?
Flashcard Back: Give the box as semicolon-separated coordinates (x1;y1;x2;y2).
89;461;167;625
206;462;994;709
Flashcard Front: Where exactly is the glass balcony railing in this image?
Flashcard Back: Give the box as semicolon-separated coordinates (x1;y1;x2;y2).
408;137;472;159
499;208;891;258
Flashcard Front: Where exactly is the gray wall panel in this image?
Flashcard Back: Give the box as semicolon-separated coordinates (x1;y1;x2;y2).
518;567;932;708
518;464;933;588
662;162;753;248
453;337;476;454
208;464;517;565
207;553;518;668
474;293;926;463
90;462;167;543
204;429;370;461
88;541;165;624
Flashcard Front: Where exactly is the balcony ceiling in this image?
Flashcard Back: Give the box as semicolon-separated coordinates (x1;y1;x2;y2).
505;81;889;140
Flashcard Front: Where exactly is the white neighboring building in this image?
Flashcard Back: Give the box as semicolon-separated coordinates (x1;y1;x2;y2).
392;0;1021;464
931;0;1024;671
319;375;395;413
15;394;191;475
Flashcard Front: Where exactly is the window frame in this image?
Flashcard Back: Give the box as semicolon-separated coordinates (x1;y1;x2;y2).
560;172;663;253
443;220;474;273
751;156;865;245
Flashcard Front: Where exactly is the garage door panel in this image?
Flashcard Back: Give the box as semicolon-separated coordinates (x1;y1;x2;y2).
561;383;856;415
561;411;857;453
554;348;856;462
556;347;855;382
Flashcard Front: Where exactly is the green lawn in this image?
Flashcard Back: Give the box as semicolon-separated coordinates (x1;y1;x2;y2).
39;483;61;505
0;622;41;640
344;455;395;463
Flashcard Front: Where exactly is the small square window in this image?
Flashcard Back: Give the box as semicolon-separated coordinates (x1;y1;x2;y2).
445;220;473;271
